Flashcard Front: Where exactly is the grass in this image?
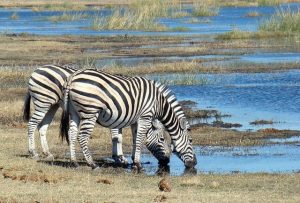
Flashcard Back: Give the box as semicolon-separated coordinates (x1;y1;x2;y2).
10;12;19;20
216;29;288;40
1;0;300;9
151;73;208;85
90;0;219;31
192;2;219;17
246;11;261;17
188;17;211;23
221;7;300;39
259;6;300;34
250;119;274;125
91;0;170;31
170;26;190;32
257;0;281;6
31;2;87;11
48;11;89;22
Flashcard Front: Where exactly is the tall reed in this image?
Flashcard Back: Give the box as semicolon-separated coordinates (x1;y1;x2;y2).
259;7;300;34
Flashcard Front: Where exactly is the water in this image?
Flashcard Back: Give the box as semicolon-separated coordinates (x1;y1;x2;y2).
0;3;299;36
137;142;300;176
240;52;300;63
96;55;235;67
165;70;300;131
95;52;300;67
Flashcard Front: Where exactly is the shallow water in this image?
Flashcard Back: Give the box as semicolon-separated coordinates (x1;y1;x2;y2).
137;141;300;176
0;3;299;36
154;70;300;131
96;52;300;67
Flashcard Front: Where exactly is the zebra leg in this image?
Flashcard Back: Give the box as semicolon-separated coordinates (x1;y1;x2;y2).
131;118;152;173
27;108;49;160
77;114;99;170
111;128;128;166
37;104;59;161
68;109;80;168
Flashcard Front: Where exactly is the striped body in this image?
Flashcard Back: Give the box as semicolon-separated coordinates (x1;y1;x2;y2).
61;69;196;169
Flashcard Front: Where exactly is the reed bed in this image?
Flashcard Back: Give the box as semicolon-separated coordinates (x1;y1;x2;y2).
48;11;89;22
192;1;219;17
91;0;220;31
259;6;300;34
216;29;288;40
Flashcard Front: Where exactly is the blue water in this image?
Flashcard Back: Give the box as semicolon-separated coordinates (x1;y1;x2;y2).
164;70;300;131
138;142;300;175
0;3;299;36
95;52;300;67
240;52;300;63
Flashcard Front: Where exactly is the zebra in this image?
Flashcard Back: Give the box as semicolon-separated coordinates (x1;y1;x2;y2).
23;64;170;166
60;69;197;171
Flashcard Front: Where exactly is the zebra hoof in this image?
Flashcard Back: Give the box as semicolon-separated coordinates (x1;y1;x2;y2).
132;163;144;174
31;154;40;161
91;164;100;170
158;156;170;166
113;155;129;167
44;154;54;162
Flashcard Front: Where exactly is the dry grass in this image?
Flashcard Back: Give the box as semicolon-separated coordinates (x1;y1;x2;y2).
246;11;261;17
192;1;219;17
1;0;300;8
48;11;89;22
216;29;289;40
0;126;299;202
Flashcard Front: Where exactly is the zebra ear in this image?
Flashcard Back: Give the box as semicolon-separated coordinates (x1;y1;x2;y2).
179;117;187;130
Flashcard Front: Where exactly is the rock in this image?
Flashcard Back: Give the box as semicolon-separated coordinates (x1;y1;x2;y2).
158;178;171;192
97;179;113;184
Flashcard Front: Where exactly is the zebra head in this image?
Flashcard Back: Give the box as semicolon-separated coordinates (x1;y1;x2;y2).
155;83;197;169
145;119;170;166
171;116;197;168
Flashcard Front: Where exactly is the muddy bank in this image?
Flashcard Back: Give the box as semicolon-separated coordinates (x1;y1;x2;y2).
1;34;299;74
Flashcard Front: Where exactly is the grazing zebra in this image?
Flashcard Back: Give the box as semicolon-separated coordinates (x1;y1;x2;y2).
60;69;197;170
23;65;169;166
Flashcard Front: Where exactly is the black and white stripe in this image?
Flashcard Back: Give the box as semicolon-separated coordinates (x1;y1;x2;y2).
60;69;196;170
23;64;76;161
23;65;169;166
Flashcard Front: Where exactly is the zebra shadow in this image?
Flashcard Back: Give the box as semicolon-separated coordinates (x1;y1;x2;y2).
40;158;119;169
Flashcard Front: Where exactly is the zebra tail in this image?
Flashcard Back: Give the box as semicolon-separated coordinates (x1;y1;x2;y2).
60;84;71;145
23;91;31;122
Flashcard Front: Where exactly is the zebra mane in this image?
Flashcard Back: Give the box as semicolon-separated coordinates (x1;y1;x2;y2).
154;82;185;119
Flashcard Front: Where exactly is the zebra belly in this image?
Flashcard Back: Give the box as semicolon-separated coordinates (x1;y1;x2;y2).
96;109;136;129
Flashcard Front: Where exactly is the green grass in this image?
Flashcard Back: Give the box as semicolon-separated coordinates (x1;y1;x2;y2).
217;7;300;40
150;74;210;86
91;0;170;31
33;2;87;11
90;0;219;31
10;12;19;20
170;26;190;32
246;11;261;17
48;11;89;22
216;29;288;40
257;0;281;6
192;2;219;17
259;7;300;34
